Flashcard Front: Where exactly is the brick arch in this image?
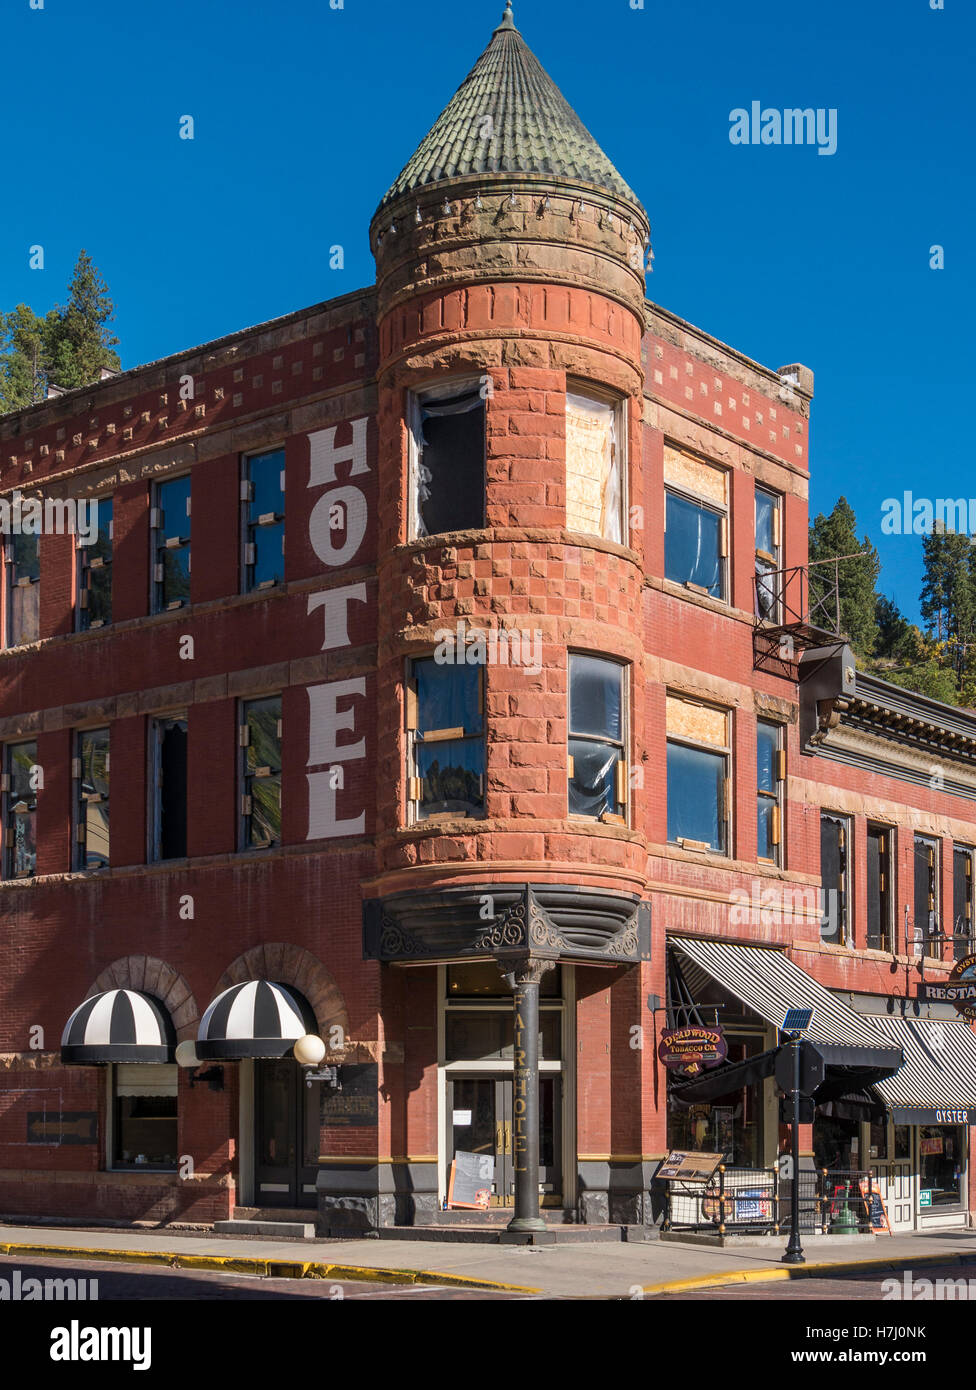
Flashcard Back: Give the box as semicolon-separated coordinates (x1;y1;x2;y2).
214;945;349;1040
88;956;200;1043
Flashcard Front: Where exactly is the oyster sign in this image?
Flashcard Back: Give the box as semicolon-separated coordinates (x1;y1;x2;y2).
657;1026;727;1077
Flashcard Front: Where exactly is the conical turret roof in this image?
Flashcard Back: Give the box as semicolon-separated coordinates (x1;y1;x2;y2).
375;3;645;217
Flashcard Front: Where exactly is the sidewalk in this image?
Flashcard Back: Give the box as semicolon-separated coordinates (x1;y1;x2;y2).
4;1223;976;1297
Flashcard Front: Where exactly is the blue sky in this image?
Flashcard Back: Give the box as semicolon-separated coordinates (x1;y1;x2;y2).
2;0;971;624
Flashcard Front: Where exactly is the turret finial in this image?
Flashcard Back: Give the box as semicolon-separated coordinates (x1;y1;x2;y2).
495;3;516;33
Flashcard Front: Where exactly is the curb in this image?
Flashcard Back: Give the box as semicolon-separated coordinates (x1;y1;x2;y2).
642;1248;976;1296
0;1241;541;1295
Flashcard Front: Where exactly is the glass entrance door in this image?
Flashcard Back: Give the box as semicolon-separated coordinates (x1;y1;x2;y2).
447;1075;562;1207
255;1059;319;1209
871;1121;915;1232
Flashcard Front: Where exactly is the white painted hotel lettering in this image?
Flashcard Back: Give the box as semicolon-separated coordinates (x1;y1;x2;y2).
305;418;370;840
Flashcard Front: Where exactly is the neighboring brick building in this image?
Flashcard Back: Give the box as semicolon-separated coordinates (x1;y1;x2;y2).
1;2;974;1237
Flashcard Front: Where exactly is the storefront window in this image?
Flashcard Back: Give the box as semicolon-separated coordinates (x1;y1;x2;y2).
869;1121;889;1162
813;1114;860;1172
919;1125;965;1207
112;1064;178;1171
668;1034;764;1167
894;1125;912;1161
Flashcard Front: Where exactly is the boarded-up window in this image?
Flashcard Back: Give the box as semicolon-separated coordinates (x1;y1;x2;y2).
914;834;938;949
565;392;622;541
953;846;973;960
664;448;728;600
409;382;486;539
666;697;729;853
867;825;892;951
6;531;39;647
820;813;848;944
664;447;727;506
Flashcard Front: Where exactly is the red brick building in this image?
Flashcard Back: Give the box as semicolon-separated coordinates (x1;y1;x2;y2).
1;3;974;1237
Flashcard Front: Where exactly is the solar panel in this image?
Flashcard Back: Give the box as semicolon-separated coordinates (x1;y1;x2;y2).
783;1008;814;1033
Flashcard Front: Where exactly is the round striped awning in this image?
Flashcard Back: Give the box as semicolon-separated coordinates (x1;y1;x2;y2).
196;981;316;1060
61;990;176;1065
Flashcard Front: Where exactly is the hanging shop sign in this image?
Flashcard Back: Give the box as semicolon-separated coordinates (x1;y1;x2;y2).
918;955;976;1021
658;1026;727;1076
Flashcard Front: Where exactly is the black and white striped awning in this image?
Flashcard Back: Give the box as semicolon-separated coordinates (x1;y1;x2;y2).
869;1015;976;1123
197;981;316;1060
61;990;176;1065
671;938;884;1047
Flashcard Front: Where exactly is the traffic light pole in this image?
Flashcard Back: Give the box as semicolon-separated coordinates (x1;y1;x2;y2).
782;1030;806;1265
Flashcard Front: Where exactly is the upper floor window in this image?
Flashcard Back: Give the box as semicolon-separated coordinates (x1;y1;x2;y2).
568;654;627;821
565;387;624;543
754;486;782;622
4;532;39;647
408;380;486;539
867;824;894;952
2;740;37;879
914;833;940;953
663;446;728;601
242;449;285;592
78;497;113;631
666;696;730;853
75;727;109;870
953;844;974;960
820;812;849;945
407;657;484;821
149;716;187;862
240;697;281;850
756;719;784;865
151;476;191;612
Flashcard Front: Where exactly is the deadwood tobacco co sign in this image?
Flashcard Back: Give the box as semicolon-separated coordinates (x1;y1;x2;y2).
657;1026;727;1077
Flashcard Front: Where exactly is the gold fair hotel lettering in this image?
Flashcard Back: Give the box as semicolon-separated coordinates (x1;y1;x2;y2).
304;417;370;840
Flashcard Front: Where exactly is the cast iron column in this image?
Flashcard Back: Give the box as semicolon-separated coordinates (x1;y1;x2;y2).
504;957;553;1233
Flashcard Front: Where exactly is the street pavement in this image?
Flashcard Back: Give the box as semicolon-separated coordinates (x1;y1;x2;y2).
5;1222;976;1298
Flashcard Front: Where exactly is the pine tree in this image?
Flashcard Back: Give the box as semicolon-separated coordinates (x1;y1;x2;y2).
45;250;120;391
808;497;880;654
0;305;56;412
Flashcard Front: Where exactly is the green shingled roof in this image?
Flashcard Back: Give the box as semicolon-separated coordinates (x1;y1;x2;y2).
376;4;645;216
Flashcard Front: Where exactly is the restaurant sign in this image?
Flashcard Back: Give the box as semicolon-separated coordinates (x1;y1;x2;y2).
658;1025;727;1076
918;954;976;1021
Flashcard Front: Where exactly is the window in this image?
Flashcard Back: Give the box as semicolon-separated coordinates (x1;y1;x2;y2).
565;387;624;542
918;1125;965;1207
953;845;974;960
4;531;39;647
2;740;37;879
867;825;894;952
78;497;113;630
407;658;484;821
408;380;486;538
755;486;782;621
663;446;728;600
242;449;285;592
568;655;627;820
149;717;187;861
111;1064;177;1171
151;476;191;612
820;813;849;944
914;834;939;952
74;728;109;869
240;697;281;850
666;697;730;852
756;720;784;864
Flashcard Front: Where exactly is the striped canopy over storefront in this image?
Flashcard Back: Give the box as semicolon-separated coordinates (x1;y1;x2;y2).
61;989;176;1065
196;980;316;1060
